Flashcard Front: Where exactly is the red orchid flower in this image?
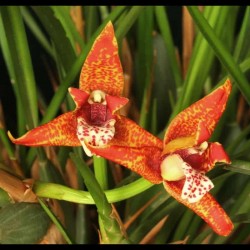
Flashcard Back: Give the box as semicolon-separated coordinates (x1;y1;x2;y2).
8;21;128;157
8;20;233;236
85;79;234;236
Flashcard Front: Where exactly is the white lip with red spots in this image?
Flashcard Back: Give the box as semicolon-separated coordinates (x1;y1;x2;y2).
160;141;214;203
181;161;214;203
77;117;116;157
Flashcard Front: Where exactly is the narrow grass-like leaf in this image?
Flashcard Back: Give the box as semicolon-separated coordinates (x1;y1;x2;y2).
0;128;15;159
38;198;73;244
84;6;100;42
224;160;250;175
210;56;250;142
70;152;130;243
171;209;195;241
233;212;250;223
226;124;250;155
155;6;182;88
1;6;38;129
32;6;77;73
152;32;176;132
133;7;154;130
187;6;250;105
169;7;231;121
229;224;250;244
20;6;55;59
233;7;250;62
52;6;85;50
154;205;186;243
99;6;109;21
115;6;145;44
75;204;90;244
129;200;177;243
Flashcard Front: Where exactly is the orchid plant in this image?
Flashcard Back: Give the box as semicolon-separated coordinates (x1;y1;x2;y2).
7;21;235;238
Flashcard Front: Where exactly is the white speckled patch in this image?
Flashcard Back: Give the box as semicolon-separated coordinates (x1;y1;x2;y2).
181;162;214;203
76;117;116;156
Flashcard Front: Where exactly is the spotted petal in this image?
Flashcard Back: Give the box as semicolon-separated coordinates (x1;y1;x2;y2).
163;180;234;236
86;115;163;183
164;79;232;147
77;117;116;157
181;162;214;203
79;21;124;96
8;111;80;146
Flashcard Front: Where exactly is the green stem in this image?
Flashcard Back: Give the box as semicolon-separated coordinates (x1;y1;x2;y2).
70;152;130;243
34;177;153;205
93;156;108;190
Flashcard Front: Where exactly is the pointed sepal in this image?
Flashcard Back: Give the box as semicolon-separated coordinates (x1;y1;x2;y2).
8;112;80;146
163;180;234;236
164;79;232;146
79;21;124;96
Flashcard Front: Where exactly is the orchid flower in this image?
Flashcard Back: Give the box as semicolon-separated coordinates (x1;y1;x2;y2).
8;21;128;157
85;79;234;236
8;20;233;236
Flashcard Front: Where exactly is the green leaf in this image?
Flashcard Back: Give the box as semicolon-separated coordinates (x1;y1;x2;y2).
1;6;38;129
233;7;250;62
70;153;130;243
175;6;232;117
224;160;250;175
154;6;182;88
187;6;250;106
20;6;55;59
233;212;250;223
38;198;73;244
0;202;50;244
31;6;77;73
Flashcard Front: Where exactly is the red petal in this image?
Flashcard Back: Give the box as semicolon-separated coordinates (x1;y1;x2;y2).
8;111;80;146
163;180;234;236
79;21;124;96
106;94;129;114
68;87;89;108
86;115;163;183
201;142;231;172
164;79;232;146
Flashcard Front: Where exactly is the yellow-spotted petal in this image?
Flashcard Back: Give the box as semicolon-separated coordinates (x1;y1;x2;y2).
8;111;80;147
79;21;124;96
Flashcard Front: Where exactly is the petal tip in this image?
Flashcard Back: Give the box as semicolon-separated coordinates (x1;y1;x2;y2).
7;131;16;143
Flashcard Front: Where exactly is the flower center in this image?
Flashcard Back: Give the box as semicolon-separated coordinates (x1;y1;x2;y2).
160;141;214;203
87;90;108;126
76;90;116;156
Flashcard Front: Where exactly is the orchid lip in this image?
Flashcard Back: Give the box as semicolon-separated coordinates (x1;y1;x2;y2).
160;142;215;203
